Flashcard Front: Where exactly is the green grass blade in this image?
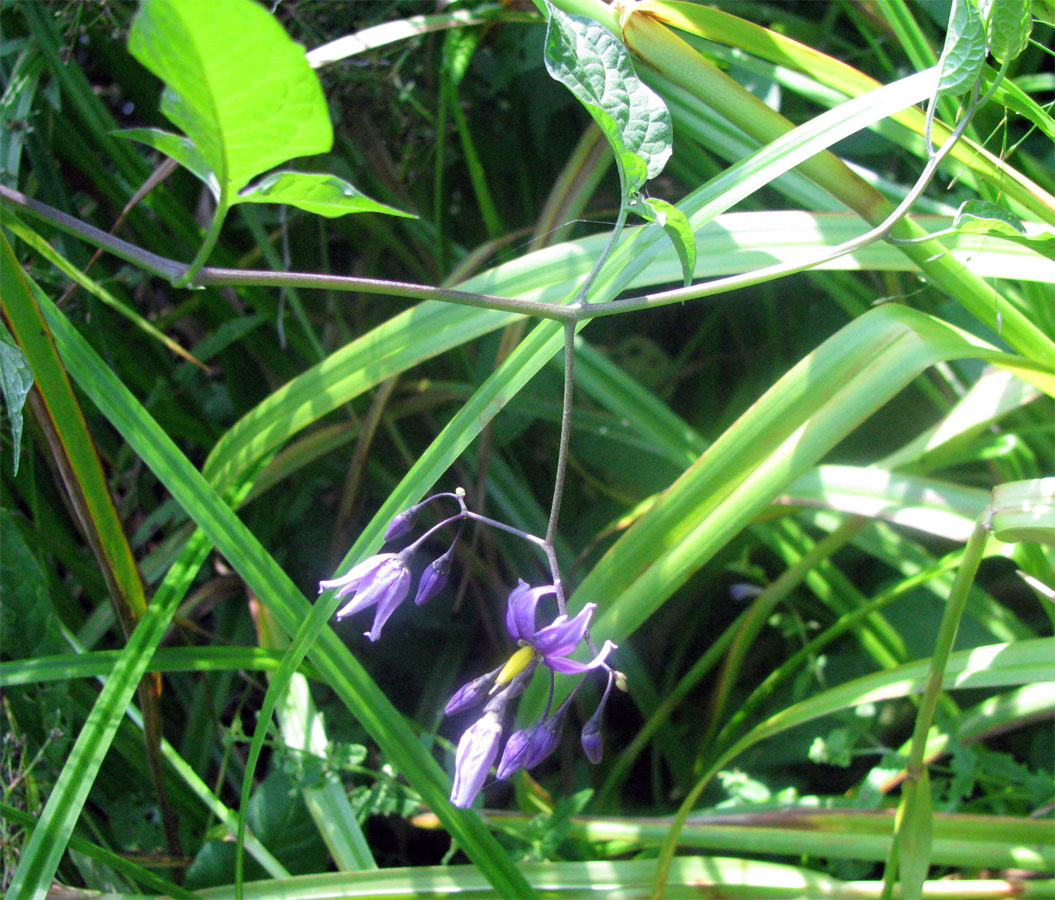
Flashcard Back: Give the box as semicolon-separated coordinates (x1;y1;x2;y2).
580;305;1043;646
28;266;534;898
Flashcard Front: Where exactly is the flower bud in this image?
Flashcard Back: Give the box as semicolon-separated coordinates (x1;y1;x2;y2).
581;717;602;764
414;545;454;605
384;506;419;542
445;667;500;716
495;726;535;780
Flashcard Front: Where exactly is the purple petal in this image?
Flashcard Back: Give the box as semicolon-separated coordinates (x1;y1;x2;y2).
333;557;405;621
544;639;616;674
363;564;412;641
450;711;504;808
320;553;396;597
505;581;552;643
532;603;596;658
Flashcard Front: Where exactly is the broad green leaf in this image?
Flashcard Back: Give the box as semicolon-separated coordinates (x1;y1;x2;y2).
127;0;332;195
630;196;696;286
115;127;219;198
985;0;1033;63
237;171;415;219
0;323;32;476
936;0;987;97
952;199;1055;252
544;0;672;192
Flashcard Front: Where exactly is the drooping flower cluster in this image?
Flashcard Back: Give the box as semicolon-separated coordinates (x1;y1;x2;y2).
320;492;620;810
445;580;616;806
318;494;461;641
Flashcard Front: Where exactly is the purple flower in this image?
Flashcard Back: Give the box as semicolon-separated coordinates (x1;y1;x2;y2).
319;553;411;642
450;706;504;808
505;580;615;674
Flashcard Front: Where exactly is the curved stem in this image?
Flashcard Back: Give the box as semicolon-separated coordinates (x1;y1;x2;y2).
545;321;577;614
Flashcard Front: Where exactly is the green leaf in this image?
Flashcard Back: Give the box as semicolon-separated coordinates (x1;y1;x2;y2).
115;127;219;198
0;323;33;476
630;196;696;286
127;0;332;195
1033;0;1055;25
237;171;416;219
936;0;987;97
952;199;1055;252
0;510;64;658
894;768;934;896
543;0;672;193
990;478;1055;545
985;0;1033;63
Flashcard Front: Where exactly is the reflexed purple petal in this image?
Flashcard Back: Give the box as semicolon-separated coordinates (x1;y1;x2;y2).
495;726;535;780
363;564;412;641
445;668;500;715
450;711;503;808
504;580;539;643
543;639;616;674
319;553;397;597
532;603;596;657
335;588;379;620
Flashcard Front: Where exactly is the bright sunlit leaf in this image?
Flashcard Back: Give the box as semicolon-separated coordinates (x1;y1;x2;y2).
127;0;332;195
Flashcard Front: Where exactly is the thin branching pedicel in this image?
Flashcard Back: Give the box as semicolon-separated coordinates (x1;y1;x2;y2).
320;488;619;809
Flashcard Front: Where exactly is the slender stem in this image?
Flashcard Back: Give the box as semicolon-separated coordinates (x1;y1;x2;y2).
574;198;630;305
0;184;574;322
174;198;230;288
545;321;577;614
464;511;548;548
584;76;982;320
881;512;990;893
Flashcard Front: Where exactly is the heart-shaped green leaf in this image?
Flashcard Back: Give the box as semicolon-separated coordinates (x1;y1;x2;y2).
985;0;1032;65
936;0;987;97
953;199;1055;252
630;196;696;286
127;0;332;197
543;0;671;193
238;172;416;219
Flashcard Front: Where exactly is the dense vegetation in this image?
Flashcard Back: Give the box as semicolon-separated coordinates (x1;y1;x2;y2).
1;0;1052;898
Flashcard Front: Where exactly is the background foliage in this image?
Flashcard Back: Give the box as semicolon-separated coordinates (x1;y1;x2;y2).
1;0;1052;898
